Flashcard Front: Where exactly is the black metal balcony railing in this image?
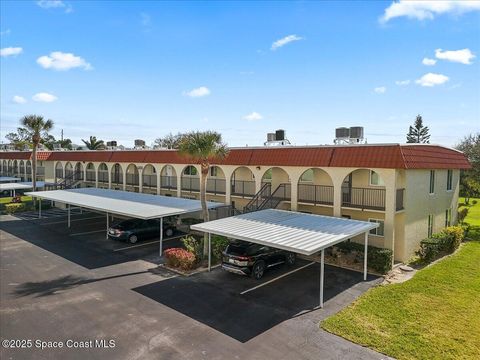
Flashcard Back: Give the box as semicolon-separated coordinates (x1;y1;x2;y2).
161;176;177;190
86;170;96;182
298;184;334;205
36;167;45;176
143;174;157;188
126;173;139;186
342;187;385;211
98;171;109;183
396;188;405;211
181;177;200;192
55;169;64;178
65;169;73;179
111;174;123;184
206;178;226;195
231;180;256;197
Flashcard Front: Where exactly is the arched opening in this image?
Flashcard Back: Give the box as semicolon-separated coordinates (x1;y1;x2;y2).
181;165;199;192
86;163;96;182
7;160;12;175
111;163;123;185
55;162;64;179
26;161;32;180
206;166;226;195
2;160;6;175
160;165;177;190
231;166;256;197
19;160;25;177
13;160;18;175
98;163;108;183
142;164;157;188
297;168;334;205
65;162;73;178
341;169;385;211
261;167;290;193
74;162;84;180
126;164;139;186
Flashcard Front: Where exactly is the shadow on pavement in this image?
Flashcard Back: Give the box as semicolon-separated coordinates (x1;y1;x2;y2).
133;263;379;343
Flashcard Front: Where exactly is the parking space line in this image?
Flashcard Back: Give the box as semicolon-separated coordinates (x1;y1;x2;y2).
70;230;106;236
40;216;105;226
113;234;185;252
240;261;316;295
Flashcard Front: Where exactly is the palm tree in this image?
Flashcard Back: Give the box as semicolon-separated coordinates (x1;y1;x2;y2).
82;136;105;150
20;115;54;194
178;131;229;257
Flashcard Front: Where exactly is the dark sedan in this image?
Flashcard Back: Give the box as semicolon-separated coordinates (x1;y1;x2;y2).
222;240;296;280
108;218;176;244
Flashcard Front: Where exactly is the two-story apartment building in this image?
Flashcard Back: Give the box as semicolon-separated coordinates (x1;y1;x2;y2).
0;143;470;262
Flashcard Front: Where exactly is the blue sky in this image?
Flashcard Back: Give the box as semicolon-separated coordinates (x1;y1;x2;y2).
1;0;479;148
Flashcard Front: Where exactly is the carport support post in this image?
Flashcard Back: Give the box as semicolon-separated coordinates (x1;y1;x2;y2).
320;249;325;308
38;197;42;219
364;232;368;281
106;212;109;239
67;204;71;228
159;217;163;257
208;233;211;271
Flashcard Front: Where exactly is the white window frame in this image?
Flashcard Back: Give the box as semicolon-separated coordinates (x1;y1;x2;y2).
428;214;434;238
429;170;435;194
445;208;452;227
368;218;385;237
446;170;453;191
369;170;385;187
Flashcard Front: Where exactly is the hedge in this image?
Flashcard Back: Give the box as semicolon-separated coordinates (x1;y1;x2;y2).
163;248;196;270
4;203;26;214
418;226;464;262
335;241;393;274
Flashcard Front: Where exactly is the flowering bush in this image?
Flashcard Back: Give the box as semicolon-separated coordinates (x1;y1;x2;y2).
163;248;196;270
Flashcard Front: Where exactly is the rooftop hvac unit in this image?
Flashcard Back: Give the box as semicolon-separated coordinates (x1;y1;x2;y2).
53;143;62;150
267;133;276;142
335;127;350;139
134;139;145;147
275;129;285;141
107;141;117;147
349;126;364;139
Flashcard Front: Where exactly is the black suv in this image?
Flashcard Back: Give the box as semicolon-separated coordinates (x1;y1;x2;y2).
222;240;296;280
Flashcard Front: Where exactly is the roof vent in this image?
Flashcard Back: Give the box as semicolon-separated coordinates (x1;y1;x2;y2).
334;126;366;145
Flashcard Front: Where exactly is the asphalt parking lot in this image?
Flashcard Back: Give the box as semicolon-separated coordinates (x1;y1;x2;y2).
0;211;387;360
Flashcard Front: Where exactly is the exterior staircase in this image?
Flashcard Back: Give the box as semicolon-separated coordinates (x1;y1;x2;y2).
56;169;83;189
243;183;290;213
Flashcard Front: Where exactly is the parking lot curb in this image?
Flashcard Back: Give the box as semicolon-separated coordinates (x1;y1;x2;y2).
157;263;221;277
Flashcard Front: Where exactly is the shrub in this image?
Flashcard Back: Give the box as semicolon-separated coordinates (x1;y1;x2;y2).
181;235;202;262
440;226;464;252
211;235;229;262
473;200;478;205
4;203;26;214
418;238;443;262
417;226;464;262
163;248;196;270
458;208;469;224
335;241;393;274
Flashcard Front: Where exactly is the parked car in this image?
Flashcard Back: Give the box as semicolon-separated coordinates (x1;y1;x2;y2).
108;217;176;244
222;240;296;280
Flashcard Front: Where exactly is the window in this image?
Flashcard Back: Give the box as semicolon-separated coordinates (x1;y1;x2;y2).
428;214;434;238
369;219;385;236
263;169;272;182
183;166;197;176
429;170;435;194
445;208;452;227
370;171;385;186
300;169;314;182
210;167;218;177
446;170;453;191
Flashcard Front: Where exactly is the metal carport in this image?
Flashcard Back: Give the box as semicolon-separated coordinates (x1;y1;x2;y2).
191;209;379;308
26;187;224;256
0;183;33;196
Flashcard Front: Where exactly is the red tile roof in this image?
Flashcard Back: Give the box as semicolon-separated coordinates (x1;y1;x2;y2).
0;144;471;169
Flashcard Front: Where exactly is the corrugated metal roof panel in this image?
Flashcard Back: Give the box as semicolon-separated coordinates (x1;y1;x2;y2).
191;209;378;255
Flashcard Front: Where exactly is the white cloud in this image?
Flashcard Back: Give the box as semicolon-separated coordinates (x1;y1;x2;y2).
374;86;387;94
1;47;23;57
395;79;411;86
415;72;449;87
380;0;480;23
0;29;11;36
12;96;27;104
435;48;475;64
37;51;92;71
244;112;263;121
422;57;437;66
37;1;72;13
271;35;303;50
32;92;58;103
183;86;210;98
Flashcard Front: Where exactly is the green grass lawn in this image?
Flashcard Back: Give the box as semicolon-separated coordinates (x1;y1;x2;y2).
321;198;480;360
0;196;32;204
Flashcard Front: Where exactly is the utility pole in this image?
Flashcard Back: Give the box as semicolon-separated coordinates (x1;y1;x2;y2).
61;129;64;141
